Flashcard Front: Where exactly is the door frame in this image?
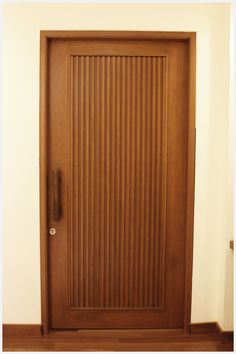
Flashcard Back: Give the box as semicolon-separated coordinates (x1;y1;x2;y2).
40;30;196;334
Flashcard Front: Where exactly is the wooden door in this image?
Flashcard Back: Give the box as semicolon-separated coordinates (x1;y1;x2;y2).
40;31;196;331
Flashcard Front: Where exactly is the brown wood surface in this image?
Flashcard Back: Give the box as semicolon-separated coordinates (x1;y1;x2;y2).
215;322;234;343
190;322;219;334
184;32;196;332
40;31;196;331
69;55;167;309
40;31;49;334
190;322;234;344
40;30;196;40
3;327;233;351
3;325;42;337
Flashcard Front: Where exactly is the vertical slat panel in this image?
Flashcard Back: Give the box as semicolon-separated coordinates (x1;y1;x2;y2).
105;56;111;307
89;56;95;306
84;56;90;307
115;57;121;307
153;57;163;306
71;55;166;309
133;57;141;307
94;56;100;307
79;56;84;307
99;56;105;307
158;56;167;306
129;57;135;306
139;57;146;307
73;56;79;307
124;57;131;306
148;57;157;307
119;56;126;307
110;56;116;307
144;57;151;306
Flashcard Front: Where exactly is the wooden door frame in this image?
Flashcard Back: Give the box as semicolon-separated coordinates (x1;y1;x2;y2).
40;30;196;334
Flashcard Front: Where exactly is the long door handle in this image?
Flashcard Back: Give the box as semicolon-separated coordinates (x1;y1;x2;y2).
52;170;61;221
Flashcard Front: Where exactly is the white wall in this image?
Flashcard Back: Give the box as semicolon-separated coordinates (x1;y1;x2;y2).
3;3;233;330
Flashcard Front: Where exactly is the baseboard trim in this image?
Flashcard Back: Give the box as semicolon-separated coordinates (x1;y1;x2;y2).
3;324;42;337
3;322;233;343
215;322;234;343
189;322;233;342
189;322;219;334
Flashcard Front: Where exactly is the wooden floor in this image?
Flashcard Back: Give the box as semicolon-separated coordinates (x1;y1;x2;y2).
3;329;233;351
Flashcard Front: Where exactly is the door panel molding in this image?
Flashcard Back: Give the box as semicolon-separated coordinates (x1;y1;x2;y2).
40;30;196;334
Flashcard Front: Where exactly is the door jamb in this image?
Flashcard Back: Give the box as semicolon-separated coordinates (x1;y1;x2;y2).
40;30;196;334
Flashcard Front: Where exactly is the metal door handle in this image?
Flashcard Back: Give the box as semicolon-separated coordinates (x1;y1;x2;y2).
53;170;61;221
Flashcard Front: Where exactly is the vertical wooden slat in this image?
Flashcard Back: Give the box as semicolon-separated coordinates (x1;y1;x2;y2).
79;56;84;307
138;57;146;307
109;56;116;307
103;57;107;307
105;56;111;307
112;56;117;308
94;56;100;307
99;56;105;307
158;56;167;307
89;56;95;306
114;57;121;307
129;57;136;306
73;56;79;307
149;57;157;307
144;57;151;306
84;56;90;307
120;56;126;307
153;57;162;306
134;57;141;307
124;57;131;306
72;55;166;309
70;56;75;307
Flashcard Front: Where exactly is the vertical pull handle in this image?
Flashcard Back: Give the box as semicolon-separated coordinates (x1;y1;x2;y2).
53;170;61;221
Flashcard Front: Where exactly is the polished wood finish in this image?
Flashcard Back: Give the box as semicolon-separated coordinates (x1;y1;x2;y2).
3;327;233;351
52;170;61;221
215;322;234;343
40;30;196;40
190;322;219;334
40;31;49;334
40;31;196;332
190;322;223;335
3;325;42;337
184;32;196;332
190;322;234;344
70;55;167;309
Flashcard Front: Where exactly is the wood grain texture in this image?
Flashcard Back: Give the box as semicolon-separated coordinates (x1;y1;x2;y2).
183;32;196;332
190;322;222;335
41;31;196;331
215;322;234;343
41;30;196;40
190;322;234;343
39;31;49;334
3;326;233;352
69;55;167;309
3;325;42;337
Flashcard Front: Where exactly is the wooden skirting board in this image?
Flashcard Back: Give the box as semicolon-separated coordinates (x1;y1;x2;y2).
3;324;42;337
189;322;234;342
3;322;233;340
3;323;233;352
